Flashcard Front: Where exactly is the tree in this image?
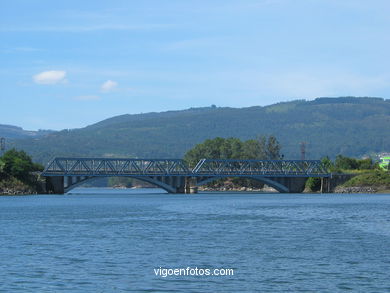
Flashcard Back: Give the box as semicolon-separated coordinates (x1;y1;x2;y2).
321;156;334;171
184;137;227;166
1;148;43;182
357;158;373;170
334;155;375;170
305;177;321;191
184;136;282;167
242;139;266;159
256;135;282;159
335;155;359;170
0;158;5;179
183;136;283;189
265;135;281;159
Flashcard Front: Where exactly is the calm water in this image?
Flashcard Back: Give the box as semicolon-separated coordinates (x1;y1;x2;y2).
1;188;390;292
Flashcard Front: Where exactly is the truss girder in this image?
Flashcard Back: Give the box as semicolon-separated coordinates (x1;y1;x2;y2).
191;159;329;177
43;158;191;176
43;158;330;177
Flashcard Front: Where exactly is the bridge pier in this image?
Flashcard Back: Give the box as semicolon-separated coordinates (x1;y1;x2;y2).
140;176;198;194
44;175;313;194
46;176;64;194
46;176;93;194
44;175;194;194
185;177;198;194
271;177;307;193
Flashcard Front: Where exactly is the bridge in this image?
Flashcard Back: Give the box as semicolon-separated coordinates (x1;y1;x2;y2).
42;157;330;194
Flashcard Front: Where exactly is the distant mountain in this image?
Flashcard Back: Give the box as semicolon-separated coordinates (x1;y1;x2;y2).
0;124;54;139
11;97;390;163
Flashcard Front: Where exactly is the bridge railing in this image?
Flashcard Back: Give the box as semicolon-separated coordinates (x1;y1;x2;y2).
43;157;330;177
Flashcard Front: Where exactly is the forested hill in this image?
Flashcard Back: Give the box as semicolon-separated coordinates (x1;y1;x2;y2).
11;97;390;163
0;124;54;139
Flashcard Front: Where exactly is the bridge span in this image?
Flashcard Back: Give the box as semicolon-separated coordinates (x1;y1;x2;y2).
42;157;330;194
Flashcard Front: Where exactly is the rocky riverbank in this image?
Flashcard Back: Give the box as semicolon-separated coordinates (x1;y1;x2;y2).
0;185;37;195
334;186;378;193
0;177;41;196
201;185;388;194
199;186;266;192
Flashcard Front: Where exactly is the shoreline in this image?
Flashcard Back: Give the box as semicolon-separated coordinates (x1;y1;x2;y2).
0;187;37;196
1;184;389;196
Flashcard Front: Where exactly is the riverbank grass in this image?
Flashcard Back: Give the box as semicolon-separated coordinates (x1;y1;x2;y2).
342;170;390;192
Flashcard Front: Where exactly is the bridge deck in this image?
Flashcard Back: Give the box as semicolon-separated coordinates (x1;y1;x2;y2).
42;158;330;178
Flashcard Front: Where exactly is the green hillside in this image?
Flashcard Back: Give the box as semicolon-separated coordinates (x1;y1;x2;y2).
11;97;390;164
0;124;54;139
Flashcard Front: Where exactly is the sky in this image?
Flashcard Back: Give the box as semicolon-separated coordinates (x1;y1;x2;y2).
1;0;390;130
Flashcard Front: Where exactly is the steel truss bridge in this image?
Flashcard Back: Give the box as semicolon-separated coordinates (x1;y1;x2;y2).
42;157;330;194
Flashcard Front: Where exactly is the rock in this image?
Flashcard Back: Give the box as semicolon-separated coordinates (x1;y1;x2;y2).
334;186;377;194
0;187;36;196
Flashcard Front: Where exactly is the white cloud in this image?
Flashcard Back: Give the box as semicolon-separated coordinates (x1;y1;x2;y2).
74;95;100;101
101;80;118;92
33;70;67;84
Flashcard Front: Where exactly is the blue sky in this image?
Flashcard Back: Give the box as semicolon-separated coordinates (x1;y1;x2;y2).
1;0;390;130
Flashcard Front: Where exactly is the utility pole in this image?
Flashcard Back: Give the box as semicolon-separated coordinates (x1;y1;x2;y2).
300;142;307;160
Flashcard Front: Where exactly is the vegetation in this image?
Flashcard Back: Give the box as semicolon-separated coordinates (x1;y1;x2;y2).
0;124;53;139
0;149;44;194
108;177;133;188
184;136;281;167
184;136;281;189
305;157;333;191
305;177;322;192
6;97;390;164
343;170;390;189
305;155;387;192
333;155;377;172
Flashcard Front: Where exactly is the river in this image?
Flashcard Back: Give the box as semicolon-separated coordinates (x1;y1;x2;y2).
1;188;390;292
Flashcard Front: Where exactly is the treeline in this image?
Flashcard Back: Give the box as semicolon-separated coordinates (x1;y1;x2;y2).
0;149;44;194
326;155;379;172
184;138;389;192
307;155;389;192
184;136;281;167
184;136;282;189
